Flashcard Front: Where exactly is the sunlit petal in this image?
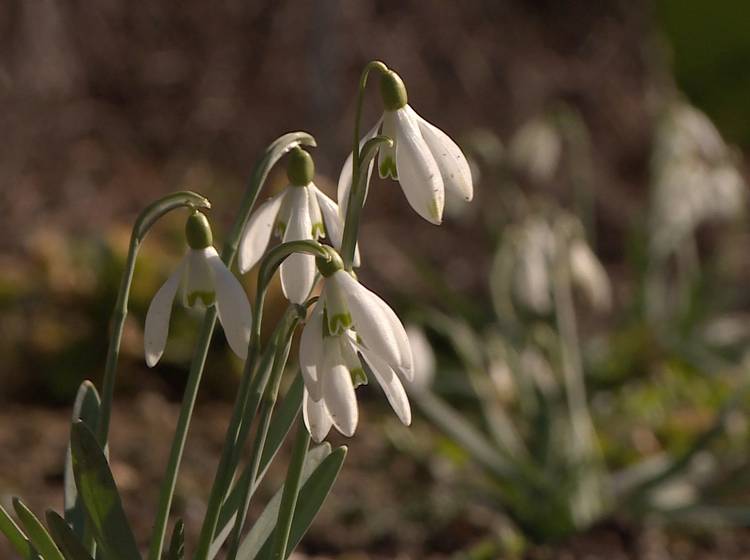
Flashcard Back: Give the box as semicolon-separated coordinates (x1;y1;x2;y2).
299;303;324;401
206;247;252;360
237;190;286;273
279;188;316;304
144;258;186;367
394;107;444;224
303;388;333;443
337;117;382;220
322;362;358;437
360;347;411;425
411;107;473;202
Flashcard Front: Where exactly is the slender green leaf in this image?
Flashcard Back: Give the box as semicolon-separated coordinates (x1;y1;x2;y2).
165;520;185;560
211;376;304;558
259;375;304;472
238;445;345;560
70;421;141;560
46;510;94;560
0;504;38;559
65;381;102;537
13;498;64;560
222;444;330;560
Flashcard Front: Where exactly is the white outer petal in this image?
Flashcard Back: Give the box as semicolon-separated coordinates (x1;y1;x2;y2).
322;362;358;437
303;389;333;443
332;271;405;370
360;347;412;425
279;188;316;304
144;258;186;367
394;107;444;224
237;190;286;273
299;303;324;401
337;117;382;220
410;106;473;202
312;185;362;268
206;247;253;360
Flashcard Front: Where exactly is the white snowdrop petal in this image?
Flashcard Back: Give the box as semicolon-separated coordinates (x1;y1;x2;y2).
405;325;435;391
312;185;345;249
337;117;382;220
332;271;402;368
394;107;445;224
307;185;324;239
183;248;216;307
379;112;398;179
303;389;333;443
411;107;473;202
237;190;286;273
299;304;324;401
144;258;186;367
322;363;359;437
206;247;253;360
360;347;411;425
367;290;413;380
279;188;316;304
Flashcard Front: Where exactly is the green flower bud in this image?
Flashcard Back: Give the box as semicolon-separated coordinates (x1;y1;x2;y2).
380;70;408;111
286;146;315;186
316;246;344;277
185;211;213;249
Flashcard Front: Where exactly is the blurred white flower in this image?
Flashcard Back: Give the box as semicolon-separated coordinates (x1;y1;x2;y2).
144;212;252;367
404;324;435;393
651;102;746;256
500;215;611;314
509;116;562;183
568;238;612;312
238;148;359;303
300;263;413;442
338;70;473;225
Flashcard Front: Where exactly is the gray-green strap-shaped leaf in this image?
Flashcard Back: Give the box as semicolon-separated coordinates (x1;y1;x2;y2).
13;498;64;560
213;443;329;560
210;376;304;559
238;445;346;560
164;520;185;560
46;510;94;560
69;421;141;560
0;504;38;559
65;381;102;537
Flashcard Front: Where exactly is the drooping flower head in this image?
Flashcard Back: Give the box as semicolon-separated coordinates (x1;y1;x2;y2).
338;68;474;225
144;211;252;366
300;248;413;442
238;147;357;303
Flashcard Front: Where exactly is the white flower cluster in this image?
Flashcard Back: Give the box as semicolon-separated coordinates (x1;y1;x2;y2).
143;66;474;442
651;101;746;257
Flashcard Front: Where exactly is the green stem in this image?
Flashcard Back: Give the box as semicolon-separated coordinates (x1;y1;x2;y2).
193;243;324;560
193;309;296;560
147;133;316;560
225;323;298;560
340;135;393;269
96;191;210;447
339;60;388;270
270;421;311;560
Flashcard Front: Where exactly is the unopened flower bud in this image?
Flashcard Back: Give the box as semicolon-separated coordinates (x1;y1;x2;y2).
287;146;315;186
185;211;213;249
380;70;408;111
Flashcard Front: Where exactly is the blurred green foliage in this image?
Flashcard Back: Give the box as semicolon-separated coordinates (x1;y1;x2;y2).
657;0;750;146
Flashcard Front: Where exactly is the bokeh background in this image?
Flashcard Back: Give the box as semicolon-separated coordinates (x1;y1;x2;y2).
2;1;750;558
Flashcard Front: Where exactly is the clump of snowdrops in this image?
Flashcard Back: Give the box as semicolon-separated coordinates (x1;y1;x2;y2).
0;60;473;560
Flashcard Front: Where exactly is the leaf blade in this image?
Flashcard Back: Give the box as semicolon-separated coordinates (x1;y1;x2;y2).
45;510;95;560
0;503;37;560
70;421;141;560
13;498;64;560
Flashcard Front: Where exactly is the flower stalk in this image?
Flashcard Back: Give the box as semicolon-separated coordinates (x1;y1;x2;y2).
97;190;211;447
148;132;316;560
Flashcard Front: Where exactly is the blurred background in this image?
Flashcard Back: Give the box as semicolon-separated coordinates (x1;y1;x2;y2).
2;1;750;558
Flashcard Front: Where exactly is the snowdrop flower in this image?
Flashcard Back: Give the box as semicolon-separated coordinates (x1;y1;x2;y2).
509;115;562;183
404;324;435;393
651;101;746;256
338;69;473;225
144;211;252;367
300;248;413;442
238;147;357;303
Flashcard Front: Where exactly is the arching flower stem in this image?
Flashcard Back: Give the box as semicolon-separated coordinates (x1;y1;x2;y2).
148;132;316;560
